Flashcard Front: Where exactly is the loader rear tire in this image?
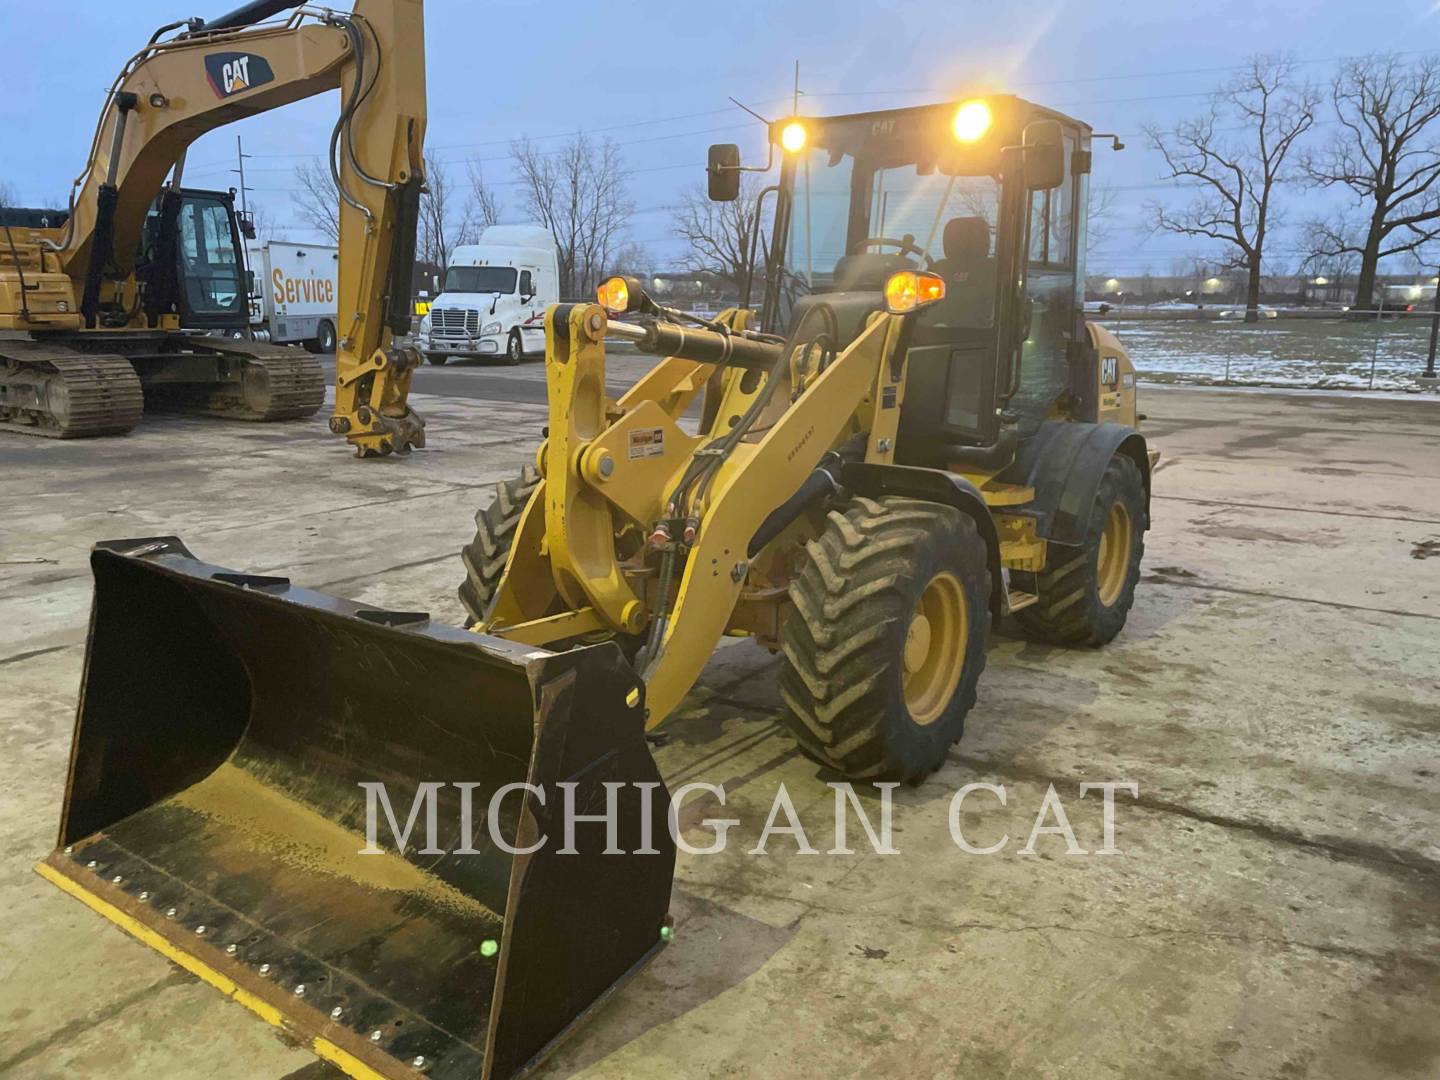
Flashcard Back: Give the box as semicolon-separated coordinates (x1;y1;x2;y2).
458;464;541;627
1013;454;1147;646
779;496;990;783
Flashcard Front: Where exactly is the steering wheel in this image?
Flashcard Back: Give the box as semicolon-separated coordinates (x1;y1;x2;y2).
856;233;922;260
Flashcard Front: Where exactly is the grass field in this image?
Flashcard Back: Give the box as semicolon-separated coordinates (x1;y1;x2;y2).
1102;317;1440;391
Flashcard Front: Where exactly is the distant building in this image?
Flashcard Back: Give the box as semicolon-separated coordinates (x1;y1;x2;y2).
1086;270;1438;309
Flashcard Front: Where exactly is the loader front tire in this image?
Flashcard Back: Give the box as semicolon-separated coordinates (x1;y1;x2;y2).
458;464;541;627
1013;454;1147;646
779;497;991;783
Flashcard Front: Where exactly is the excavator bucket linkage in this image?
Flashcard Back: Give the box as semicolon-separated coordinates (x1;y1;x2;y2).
38;539;674;1080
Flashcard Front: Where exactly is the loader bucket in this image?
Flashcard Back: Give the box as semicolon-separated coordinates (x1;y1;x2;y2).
38;538;676;1080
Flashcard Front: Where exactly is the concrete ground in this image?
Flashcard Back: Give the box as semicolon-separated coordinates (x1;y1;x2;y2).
1;374;1437;1079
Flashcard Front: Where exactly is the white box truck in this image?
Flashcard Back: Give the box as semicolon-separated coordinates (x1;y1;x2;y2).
425;225;558;365
245;241;339;353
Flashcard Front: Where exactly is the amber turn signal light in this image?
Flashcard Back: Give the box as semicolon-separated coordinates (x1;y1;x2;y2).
597;276;635;314
884;270;946;314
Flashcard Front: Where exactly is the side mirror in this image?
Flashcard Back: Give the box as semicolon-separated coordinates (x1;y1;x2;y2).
707;143;741;202
1022;120;1065;192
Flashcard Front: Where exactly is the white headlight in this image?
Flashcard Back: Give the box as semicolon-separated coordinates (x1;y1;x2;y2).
483;321;502;336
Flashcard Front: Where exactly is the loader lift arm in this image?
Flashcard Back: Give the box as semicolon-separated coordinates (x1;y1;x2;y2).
47;0;426;455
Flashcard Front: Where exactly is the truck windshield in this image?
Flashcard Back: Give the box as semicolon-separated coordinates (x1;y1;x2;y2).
443;266;518;294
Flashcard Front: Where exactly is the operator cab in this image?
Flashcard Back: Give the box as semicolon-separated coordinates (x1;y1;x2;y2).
137;188;250;331
713;95;1089;463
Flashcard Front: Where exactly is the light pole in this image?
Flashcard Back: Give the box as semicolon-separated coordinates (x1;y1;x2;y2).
1424;267;1439;380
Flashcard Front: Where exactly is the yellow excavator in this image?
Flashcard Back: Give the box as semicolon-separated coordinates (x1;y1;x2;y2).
42;92;1153;1078
0;0;425;455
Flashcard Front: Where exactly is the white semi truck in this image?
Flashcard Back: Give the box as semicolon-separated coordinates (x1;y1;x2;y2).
424;225;558;365
245;240;339;353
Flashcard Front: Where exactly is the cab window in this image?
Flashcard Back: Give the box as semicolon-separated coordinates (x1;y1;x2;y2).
177;197;244;316
1026;133;1076;269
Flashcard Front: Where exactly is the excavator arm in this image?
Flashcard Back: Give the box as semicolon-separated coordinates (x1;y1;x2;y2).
49;0;426;455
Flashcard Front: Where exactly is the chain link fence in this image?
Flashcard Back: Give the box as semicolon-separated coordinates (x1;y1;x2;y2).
1100;312;1440;391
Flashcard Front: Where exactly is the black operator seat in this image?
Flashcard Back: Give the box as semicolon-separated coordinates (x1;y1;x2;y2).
926;216;996;328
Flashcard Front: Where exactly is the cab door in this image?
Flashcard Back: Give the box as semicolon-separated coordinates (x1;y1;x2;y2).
1011;126;1085;434
174;193;249;331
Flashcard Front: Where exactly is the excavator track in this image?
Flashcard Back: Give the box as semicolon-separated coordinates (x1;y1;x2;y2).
0;340;144;439
140;336;326;421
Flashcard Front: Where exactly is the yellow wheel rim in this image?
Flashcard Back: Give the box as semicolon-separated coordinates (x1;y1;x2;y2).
903;571;968;726
1096;501;1133;607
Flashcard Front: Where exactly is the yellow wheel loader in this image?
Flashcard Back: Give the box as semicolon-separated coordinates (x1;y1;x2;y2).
0;0;426;455
455;96;1154;777
42;93;1154;1078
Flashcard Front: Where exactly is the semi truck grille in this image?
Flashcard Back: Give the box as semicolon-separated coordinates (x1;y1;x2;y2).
432;308;480;338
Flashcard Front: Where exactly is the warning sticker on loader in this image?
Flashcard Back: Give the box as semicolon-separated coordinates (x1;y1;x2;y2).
629;428;665;459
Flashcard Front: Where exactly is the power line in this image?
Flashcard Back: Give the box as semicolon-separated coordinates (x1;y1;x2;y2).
799;48;1438;100
210;45;1440;265
191;46;1437;169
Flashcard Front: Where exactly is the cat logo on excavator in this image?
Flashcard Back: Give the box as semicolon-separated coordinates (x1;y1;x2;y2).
204;52;275;97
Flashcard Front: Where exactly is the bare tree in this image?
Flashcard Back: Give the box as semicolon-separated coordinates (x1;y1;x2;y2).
467;161;503;233
670;174;766;298
1085;180;1122;256
609;241;652;279
1169;255;1214;304
1144;55;1318;321
1297;227;1360;303
0;180;16;207
247;201;286;243
417;150;472;274
291;159;339;242
1301;53;1440;314
511;133;633;298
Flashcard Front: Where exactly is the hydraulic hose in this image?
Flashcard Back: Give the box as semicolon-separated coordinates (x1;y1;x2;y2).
747;452;844;558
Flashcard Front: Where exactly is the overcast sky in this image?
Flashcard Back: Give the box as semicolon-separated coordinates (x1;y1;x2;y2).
2;0;1437;277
